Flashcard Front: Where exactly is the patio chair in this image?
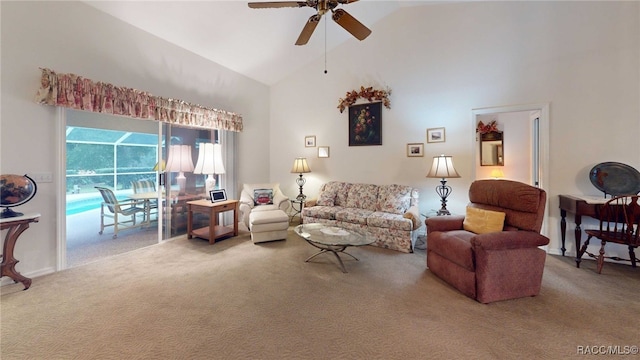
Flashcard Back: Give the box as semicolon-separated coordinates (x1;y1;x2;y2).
95;186;146;239
132;179;159;222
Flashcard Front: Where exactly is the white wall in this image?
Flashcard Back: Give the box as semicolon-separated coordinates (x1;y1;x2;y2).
270;1;640;258
0;1;270;277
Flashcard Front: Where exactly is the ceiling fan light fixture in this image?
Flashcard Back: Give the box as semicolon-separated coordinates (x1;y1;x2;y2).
248;0;371;45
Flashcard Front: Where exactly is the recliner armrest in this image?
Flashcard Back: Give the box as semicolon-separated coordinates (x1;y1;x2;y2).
471;231;549;251
426;215;465;233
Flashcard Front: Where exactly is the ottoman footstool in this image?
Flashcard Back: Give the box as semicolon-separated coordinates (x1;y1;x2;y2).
249;209;289;243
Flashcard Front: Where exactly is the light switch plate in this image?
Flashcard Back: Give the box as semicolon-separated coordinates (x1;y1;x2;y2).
30;173;53;183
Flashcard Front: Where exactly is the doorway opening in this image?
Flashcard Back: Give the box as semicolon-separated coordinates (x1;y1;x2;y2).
471;103;550;237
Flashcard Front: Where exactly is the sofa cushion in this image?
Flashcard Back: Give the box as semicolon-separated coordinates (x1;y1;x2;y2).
317;189;336;206
346;183;379;211
320;181;352;206
303;206;344;220
367;211;413;231
335;208;373;225
463;206;506;234
377;184;412;215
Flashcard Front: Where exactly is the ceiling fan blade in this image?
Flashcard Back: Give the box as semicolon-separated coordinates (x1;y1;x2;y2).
331;8;371;41
248;1;310;9
295;14;321;46
337;0;359;4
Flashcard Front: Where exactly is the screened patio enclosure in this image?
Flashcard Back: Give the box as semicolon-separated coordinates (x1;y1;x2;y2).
66;126;160;215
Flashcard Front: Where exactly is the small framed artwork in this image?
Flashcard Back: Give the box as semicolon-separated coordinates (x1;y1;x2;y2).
305;135;316;147
209;189;227;203
407;143;424;157
349;102;382;146
318;146;330;158
427;127;446;143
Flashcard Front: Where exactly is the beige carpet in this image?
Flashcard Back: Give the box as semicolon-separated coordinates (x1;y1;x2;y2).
1;227;638;359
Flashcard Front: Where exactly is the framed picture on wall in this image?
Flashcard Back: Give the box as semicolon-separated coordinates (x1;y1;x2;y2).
305;135;316;147
427;127;446;143
348;102;382;146
407;143;424;157
318;146;330;158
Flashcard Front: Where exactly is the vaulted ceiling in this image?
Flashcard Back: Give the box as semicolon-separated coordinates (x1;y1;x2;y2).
84;1;440;86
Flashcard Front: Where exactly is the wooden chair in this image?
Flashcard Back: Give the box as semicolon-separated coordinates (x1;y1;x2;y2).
95;186;146;239
579;195;640;274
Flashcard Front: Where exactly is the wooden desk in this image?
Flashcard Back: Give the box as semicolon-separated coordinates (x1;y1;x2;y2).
1;213;40;290
187;199;239;244
558;195;607;266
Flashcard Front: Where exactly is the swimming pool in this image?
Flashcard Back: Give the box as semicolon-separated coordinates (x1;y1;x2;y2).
66;195;102;215
66;194;128;216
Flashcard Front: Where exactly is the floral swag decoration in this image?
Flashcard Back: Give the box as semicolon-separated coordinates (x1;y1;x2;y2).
476;120;499;134
337;86;391;113
34;68;243;132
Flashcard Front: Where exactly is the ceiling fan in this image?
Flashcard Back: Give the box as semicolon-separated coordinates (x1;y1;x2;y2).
248;0;372;45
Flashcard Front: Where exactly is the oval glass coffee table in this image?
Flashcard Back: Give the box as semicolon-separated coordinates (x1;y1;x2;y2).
294;223;374;273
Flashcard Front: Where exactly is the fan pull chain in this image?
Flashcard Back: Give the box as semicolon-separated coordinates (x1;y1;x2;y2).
324;16;328;74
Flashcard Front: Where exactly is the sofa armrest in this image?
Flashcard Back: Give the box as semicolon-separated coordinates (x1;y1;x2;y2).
273;189;290;211
471;231;550;251
239;190;254;207
403;205;422;230
305;198;317;207
426;215;465;234
239;190;254;228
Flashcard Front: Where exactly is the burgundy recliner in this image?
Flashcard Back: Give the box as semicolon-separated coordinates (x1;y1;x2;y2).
426;179;549;303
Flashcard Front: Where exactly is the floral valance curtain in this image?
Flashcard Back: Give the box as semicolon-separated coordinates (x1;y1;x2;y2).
35;68;243;132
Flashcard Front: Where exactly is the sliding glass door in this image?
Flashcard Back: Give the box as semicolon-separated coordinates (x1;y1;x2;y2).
64;110;218;266
160;124;217;241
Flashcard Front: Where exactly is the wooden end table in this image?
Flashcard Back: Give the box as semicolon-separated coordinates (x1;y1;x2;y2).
1;213;40;290
187;199;239;244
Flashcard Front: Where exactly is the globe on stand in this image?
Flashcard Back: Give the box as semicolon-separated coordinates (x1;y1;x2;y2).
0;174;38;218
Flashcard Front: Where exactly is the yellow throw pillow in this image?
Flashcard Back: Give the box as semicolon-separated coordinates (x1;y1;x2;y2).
463;206;506;234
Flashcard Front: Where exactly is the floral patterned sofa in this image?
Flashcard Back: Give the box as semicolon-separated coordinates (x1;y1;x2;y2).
302;181;422;253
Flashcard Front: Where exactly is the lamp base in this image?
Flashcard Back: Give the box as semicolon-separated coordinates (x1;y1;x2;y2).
435;178;453;216
176;173;187;195
204;175;216;195
296;174;306;202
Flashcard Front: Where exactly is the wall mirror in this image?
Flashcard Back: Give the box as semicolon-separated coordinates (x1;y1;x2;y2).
480;131;504;166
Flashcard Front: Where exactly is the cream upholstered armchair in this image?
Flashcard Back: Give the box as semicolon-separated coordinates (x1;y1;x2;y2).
239;183;291;229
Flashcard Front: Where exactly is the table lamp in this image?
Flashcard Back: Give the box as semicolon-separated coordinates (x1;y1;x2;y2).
291;157;311;201
165;145;194;195
426;154;461;215
194;142;226;194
